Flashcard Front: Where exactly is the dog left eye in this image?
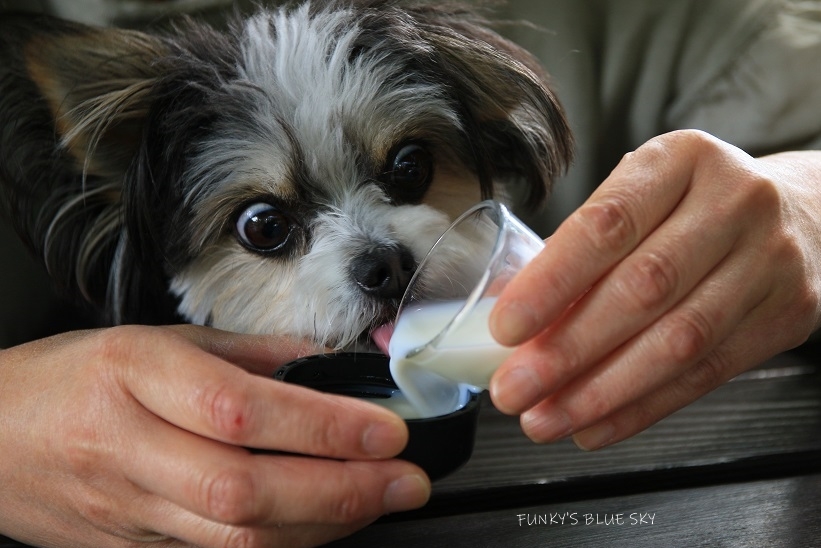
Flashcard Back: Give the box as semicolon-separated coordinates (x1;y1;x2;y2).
235;203;292;252
380;142;434;202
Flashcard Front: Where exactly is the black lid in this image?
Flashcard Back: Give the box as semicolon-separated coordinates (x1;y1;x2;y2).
275;353;480;481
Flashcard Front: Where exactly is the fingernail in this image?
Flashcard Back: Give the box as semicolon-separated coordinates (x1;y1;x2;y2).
573;422;616;451
522;407;574;443
491;301;539;346
491;366;543;414
362;418;408;458
383;474;431;513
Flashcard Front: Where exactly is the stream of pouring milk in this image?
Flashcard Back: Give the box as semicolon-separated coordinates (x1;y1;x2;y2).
388;297;514;418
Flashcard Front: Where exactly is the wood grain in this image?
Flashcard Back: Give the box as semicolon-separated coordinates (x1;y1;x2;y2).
330;474;821;548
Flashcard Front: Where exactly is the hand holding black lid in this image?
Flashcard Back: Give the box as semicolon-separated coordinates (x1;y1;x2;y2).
275;352;482;481
0;326;431;547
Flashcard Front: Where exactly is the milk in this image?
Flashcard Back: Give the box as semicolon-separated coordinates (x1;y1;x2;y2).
360;388;430;420
388;297;513;418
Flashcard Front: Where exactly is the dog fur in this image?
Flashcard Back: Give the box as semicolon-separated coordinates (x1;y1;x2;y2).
0;0;572;349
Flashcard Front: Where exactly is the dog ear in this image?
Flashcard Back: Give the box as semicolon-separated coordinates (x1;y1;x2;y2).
402;3;574;210
21;18;168;178
0;16;174;323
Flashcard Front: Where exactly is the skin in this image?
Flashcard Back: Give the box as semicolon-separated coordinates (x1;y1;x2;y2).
0;325;430;548
489;130;821;450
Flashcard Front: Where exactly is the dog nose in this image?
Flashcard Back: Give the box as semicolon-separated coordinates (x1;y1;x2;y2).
352;244;416;299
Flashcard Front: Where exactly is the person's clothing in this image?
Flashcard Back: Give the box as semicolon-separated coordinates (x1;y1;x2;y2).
499;0;821;234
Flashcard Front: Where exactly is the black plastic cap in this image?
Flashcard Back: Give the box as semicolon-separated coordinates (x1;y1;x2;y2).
274;353;480;481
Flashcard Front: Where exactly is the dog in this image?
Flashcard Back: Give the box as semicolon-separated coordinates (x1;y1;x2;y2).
0;0;572;350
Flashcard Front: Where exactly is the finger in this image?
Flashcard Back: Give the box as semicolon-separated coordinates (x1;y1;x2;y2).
116;327;408;459
140;497;372;548
570;331;770;451
124;412;430;527
516;245;769;444
166;324;324;376
490;175;740;414
490;132;703;347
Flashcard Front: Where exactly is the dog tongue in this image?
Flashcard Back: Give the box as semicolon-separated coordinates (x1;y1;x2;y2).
371;324;394;356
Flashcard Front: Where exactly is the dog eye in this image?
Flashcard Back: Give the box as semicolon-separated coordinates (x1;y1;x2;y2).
381;143;434;202
235;203;292;252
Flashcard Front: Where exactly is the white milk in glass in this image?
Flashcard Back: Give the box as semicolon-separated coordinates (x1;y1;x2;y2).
389;297;513;418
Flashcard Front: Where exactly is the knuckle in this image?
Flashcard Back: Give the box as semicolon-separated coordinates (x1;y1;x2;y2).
221;527;265;548
775;282;818;349
760;233;819;348
738;172;782;216
622;250;681;311
327;479;367;523
574;196;639;254
664;128;719;154
64;430;103;479
63;421;113;489
306;411;343;455
75;492;119;534
578;394;611;425
631;398;664;433
638;129;711;166
567;376;614;424
200;467;257;525
769;231;800;267
785;262;820;313
659;309;715;364
200;383;255;444
88;325;144;366
680;354;727;396
791;287;820;340
533;342;579;388
679;128;716;147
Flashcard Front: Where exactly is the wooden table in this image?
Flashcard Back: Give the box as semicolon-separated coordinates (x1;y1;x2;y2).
3;344;820;547
330;343;821;547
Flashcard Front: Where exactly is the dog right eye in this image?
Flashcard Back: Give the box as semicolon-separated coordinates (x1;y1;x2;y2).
379;142;434;203
235;203;293;253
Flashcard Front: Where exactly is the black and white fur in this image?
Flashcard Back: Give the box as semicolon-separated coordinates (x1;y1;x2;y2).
0;0;572;349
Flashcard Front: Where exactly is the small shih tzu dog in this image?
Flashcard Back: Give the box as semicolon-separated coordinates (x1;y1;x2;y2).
0;0;572;349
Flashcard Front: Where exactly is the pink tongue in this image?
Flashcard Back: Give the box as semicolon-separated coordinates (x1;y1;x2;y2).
371;323;394;356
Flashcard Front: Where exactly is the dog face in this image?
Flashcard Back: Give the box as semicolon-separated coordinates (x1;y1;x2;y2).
0;1;571;349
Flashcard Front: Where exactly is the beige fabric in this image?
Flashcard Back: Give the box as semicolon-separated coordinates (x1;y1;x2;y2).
498;0;821;234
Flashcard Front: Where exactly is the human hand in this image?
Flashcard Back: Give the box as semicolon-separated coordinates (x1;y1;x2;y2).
0;325;429;548
488;130;821;450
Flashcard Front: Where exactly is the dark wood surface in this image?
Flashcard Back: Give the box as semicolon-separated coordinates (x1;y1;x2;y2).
332;474;821;548
3;345;820;547
329;345;821;547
